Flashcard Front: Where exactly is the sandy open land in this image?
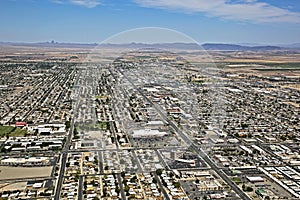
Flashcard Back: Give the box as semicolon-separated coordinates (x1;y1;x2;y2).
0;182;27;192
0;166;52;180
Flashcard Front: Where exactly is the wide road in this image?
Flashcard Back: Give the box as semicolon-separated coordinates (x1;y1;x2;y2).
78;175;84;200
116;173;127;200
154;172;171;200
98;151;104;174
54;117;75;200
131;149;143;172
118;68;251;200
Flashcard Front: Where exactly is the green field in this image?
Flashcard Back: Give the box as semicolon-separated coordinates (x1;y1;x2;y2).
0;126;27;137
97;121;109;130
231;177;242;184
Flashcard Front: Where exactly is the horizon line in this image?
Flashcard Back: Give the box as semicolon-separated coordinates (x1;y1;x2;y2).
1;41;299;46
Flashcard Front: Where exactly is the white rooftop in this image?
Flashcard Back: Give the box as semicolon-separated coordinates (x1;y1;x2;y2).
132;129;168;138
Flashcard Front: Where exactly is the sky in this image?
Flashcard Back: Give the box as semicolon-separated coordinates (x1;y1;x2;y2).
0;0;300;44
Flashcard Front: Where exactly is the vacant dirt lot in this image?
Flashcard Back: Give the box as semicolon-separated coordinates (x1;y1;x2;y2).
0;182;27;192
0;166;52;180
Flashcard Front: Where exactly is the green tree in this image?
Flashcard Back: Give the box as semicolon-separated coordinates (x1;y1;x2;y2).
121;171;125;178
174;182;181;189
156;169;163;176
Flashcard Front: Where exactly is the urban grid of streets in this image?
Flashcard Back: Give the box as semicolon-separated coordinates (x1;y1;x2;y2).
56;50;299;200
0;49;300;200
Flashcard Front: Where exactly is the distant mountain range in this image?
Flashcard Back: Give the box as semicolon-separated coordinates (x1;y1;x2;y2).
99;42;202;50
201;43;283;51
277;43;300;48
1;41;300;51
0;41;97;48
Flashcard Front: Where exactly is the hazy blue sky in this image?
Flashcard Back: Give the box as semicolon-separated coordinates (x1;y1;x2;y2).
0;0;299;44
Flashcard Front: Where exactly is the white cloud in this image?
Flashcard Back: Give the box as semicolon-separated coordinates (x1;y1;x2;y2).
133;0;300;23
52;0;101;8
